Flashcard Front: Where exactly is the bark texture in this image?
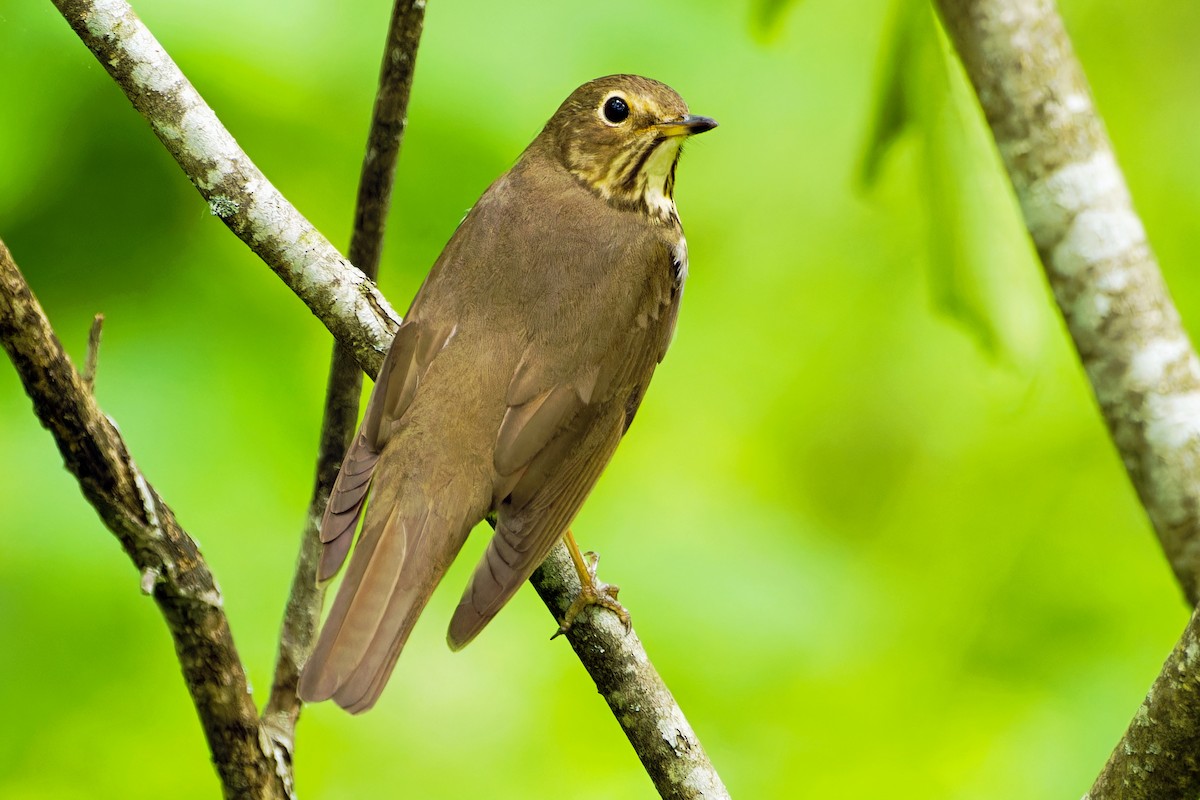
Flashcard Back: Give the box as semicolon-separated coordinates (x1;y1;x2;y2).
935;0;1200;605
1084;605;1200;799
533;546;731;800
933;1;1200;796
0;241;288;800
51;0;400;377
263;0;427;749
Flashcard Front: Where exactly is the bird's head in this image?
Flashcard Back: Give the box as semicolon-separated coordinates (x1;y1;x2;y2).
536;74;717;222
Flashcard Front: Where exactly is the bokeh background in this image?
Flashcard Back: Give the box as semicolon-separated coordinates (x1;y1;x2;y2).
3;0;1198;797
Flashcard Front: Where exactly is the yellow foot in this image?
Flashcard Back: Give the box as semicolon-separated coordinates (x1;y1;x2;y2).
552;538;632;639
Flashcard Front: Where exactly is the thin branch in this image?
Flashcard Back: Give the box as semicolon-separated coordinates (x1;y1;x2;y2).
933;0;1200;604
52;1;728;795
532;546;731;800
51;0;401;377
347;0;426;276
263;0;426;746
82;312;103;390
0;240;286;800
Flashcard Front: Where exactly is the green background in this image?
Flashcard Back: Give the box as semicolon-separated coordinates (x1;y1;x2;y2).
2;0;1196;796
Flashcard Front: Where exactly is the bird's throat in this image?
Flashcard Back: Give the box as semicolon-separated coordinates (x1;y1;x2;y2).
638;139;682;221
574;136;683;223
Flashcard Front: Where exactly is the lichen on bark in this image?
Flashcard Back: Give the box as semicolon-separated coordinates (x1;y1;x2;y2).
936;0;1200;604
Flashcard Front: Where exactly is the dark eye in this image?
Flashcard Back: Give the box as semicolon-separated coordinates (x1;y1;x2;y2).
602;96;630;124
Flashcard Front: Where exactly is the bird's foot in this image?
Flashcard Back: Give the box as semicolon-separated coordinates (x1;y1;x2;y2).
552;536;632;639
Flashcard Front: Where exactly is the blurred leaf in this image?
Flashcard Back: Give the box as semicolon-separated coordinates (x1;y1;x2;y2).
859;0;924;187
921;20;1000;356
750;0;804;39
859;0;1030;358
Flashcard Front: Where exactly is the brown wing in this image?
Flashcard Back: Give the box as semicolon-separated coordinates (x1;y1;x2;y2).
446;241;680;649
316;319;455;581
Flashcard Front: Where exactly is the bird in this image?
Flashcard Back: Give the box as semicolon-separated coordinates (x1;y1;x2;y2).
298;74;716;713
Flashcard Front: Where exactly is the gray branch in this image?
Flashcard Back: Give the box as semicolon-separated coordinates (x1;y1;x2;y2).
934;0;1200;604
51;0;401;378
49;0;727;796
0;240;288;800
933;0;1200;796
532;546;731;799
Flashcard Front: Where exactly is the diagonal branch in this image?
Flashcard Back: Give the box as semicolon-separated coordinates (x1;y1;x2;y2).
263;0;426;747
51;1;729;796
1084;604;1200;799
50;0;401;378
932;0;1200;796
934;0;1200;605
0;240;286;800
532;547;731;799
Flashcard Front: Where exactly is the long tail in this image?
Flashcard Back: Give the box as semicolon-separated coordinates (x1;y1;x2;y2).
299;475;475;714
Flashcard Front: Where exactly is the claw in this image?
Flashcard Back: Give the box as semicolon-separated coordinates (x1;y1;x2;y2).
552;531;632;639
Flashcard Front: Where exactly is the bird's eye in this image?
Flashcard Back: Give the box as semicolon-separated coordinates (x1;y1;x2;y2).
602;96;630;124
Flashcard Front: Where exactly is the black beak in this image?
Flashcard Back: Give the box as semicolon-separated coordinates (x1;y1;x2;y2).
656;114;719;137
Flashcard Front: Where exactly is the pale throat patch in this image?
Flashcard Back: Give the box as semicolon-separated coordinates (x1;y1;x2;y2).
641;137;683;219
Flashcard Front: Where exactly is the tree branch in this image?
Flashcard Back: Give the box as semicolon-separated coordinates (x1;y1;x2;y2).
51;0;401;378
1084;604;1200;798
263;0;426;748
933;0;1200;604
0;240;287;800
50;1;728;795
932;0;1200;795
532;546;731;799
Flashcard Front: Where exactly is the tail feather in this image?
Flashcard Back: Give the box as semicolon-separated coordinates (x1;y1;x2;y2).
328;506;432;711
299;479;477;713
300;503;403;703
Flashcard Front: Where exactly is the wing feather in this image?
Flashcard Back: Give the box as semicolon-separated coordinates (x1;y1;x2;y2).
445;237;682;648
448;411;623;649
316;319;454;581
494;383;584;477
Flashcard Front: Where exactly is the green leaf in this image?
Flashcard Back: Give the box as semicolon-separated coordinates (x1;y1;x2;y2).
859;0;925;188
859;1;1035;359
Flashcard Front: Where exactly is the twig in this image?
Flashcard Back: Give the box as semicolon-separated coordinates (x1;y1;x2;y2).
51;1;728;795
51;0;401;377
934;0;1200;604
262;0;426;748
82;312;103;390
347;0;426;275
1084;604;1200;798
0;239;287;800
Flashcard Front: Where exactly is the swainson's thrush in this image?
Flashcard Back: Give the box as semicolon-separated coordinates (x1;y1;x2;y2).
299;75;716;713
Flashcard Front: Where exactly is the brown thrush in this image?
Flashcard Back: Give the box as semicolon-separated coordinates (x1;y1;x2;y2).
298;74;716;713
